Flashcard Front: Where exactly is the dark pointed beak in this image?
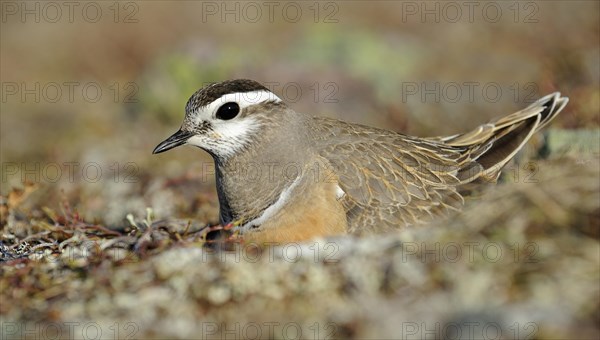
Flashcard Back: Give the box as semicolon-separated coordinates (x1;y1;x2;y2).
152;129;194;154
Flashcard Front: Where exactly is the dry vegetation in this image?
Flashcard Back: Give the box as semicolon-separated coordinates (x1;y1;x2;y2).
1;155;598;339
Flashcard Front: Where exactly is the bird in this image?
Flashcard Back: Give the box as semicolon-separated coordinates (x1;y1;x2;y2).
153;79;568;244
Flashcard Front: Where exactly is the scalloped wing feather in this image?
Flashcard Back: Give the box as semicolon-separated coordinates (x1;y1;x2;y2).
311;92;568;233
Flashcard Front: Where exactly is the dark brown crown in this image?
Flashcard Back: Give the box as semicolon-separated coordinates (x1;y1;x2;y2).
185;79;270;113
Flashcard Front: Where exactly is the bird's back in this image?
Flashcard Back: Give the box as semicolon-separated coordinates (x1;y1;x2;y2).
310;92;568;232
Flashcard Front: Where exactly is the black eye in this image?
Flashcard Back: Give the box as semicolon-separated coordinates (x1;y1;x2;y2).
216;102;240;120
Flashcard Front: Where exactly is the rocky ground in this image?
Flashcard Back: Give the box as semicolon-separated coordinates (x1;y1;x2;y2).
1;146;598;339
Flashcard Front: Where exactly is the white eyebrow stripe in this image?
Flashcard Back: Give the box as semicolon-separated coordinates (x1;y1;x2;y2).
203;90;282;116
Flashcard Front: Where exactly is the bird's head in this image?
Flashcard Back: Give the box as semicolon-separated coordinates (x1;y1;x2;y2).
153;79;287;159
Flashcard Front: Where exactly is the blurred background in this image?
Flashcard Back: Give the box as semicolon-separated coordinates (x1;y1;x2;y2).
1;1;599;225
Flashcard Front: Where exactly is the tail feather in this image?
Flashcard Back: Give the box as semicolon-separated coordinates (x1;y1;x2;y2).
476;114;540;175
438;92;568;183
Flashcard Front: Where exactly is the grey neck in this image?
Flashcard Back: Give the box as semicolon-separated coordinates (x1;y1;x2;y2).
214;113;314;225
